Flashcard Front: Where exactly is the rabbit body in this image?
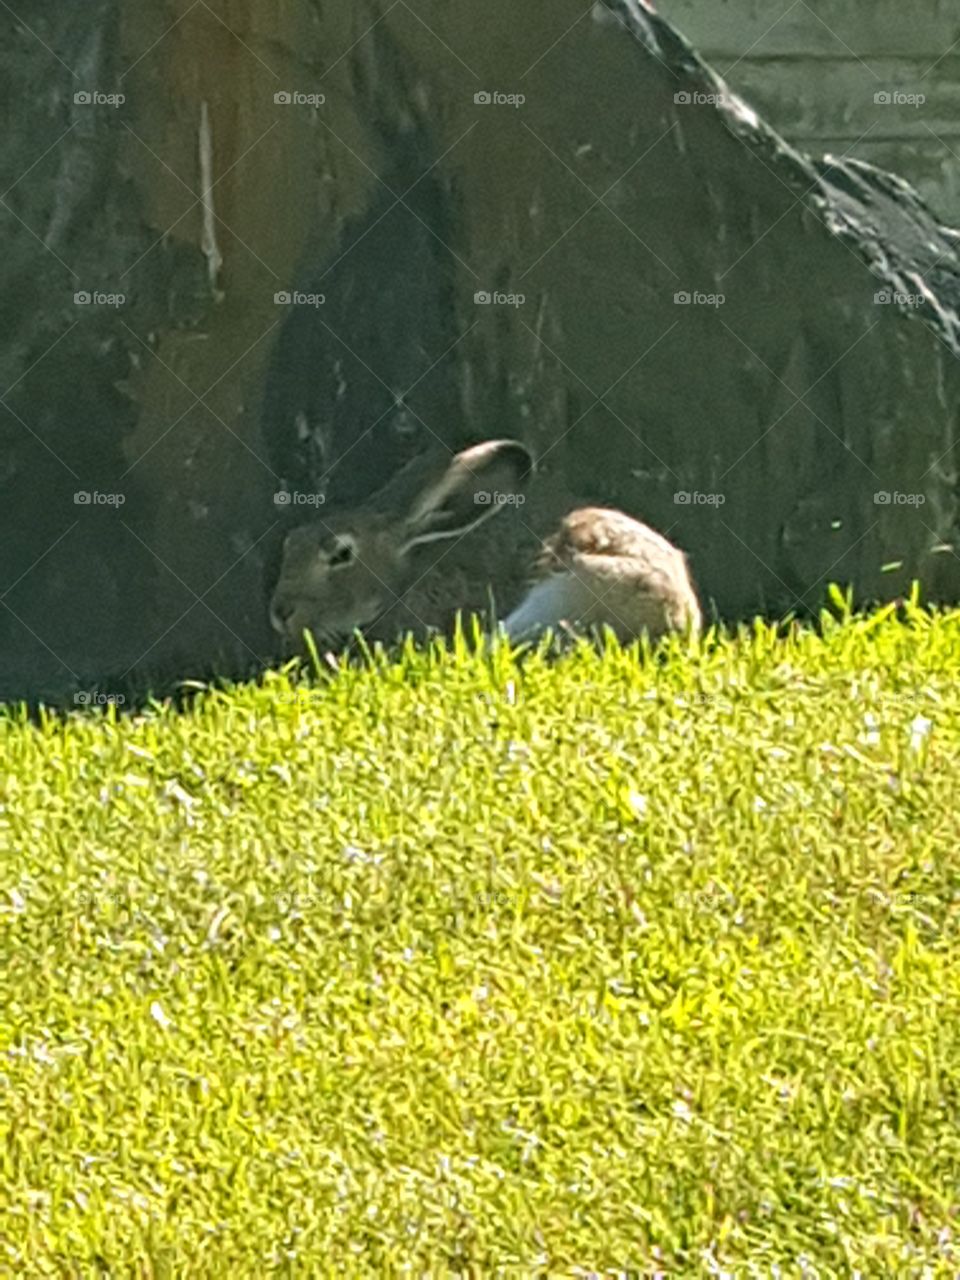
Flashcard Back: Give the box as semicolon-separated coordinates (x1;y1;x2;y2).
270;441;701;651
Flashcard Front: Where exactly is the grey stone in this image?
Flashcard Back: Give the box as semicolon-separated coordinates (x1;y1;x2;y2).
1;0;957;702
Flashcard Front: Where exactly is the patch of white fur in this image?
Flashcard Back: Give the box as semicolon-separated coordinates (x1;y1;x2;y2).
502;573;578;639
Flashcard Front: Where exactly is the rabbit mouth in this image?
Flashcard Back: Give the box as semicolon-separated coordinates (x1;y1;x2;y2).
277;611;371;654
277;624;340;657
271;593;390;650
271;603;331;648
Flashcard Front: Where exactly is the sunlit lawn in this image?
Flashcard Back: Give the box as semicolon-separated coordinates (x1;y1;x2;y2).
2;598;960;1274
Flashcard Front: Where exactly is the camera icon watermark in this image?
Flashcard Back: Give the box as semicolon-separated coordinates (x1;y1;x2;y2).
274;290;325;308
474;490;525;507
678;884;732;913
874;288;925;308
475;890;517;907
474;289;524;307
673;90;728;106
473;90;525;108
873;491;925;506
74;490;126;506
74;289;125;308
274;90;325;107
273;490;326;507
275;890;322;914
674;289;724;307
874;89;925;107
674;490;725;506
273;689;323;707
74;90;125;108
74;691;126;707
74;889;128;910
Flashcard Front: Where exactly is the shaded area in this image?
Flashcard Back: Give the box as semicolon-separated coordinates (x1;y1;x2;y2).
1;0;957;704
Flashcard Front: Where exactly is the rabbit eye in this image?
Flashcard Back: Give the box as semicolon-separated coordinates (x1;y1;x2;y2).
327;537;355;569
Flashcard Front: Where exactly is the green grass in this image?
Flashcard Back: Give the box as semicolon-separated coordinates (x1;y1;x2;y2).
2;599;960;1276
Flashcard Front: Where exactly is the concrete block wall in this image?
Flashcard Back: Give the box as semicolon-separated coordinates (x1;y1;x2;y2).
661;0;960;226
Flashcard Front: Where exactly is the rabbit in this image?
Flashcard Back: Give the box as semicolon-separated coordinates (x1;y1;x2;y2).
270;437;535;651
502;506;701;644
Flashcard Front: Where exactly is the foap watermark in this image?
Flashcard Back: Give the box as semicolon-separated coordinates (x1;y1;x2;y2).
874;289;926;308
474;490;525;507
74;90;125;108
674;290;725;307
74;691;126;707
474;289;525;308
874;491;925;507
274;490;325;507
74;490;125;506
674;90;731;107
74;290;126;309
674;490;725;506
475;890;518;908
874;90;925;108
275;291;325;308
679;886;735;914
275;889;327;914
474;90;525;109
861;887;938;914
274;90;326;107
890;890;937;911
272;689;325;707
74;889;131;910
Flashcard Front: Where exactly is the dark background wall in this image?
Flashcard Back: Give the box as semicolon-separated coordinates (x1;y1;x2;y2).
1;0;958;704
663;1;960;224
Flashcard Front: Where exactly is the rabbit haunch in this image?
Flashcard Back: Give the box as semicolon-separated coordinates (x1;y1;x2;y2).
502;506;701;643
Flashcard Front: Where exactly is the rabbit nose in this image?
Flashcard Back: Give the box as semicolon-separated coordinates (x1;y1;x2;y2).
270;598;296;634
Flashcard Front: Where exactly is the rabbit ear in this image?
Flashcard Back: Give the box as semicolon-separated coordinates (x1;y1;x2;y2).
399;439;535;551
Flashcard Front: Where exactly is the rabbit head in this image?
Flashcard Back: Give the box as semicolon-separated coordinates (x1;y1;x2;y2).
270;438;534;649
